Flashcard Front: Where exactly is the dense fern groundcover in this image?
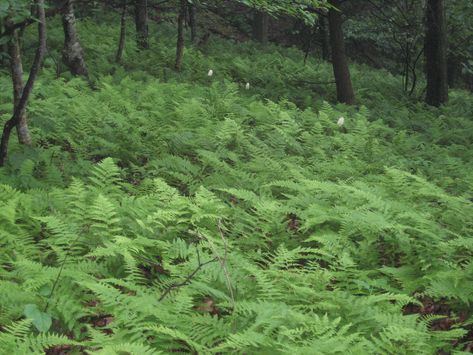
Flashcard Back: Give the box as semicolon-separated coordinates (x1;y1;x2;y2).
0;19;473;354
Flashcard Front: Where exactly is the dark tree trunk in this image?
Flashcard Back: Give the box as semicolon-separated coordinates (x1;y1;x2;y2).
319;17;330;61
62;0;88;77
175;0;186;71
0;0;46;167
135;0;149;49
424;0;448;106
8;30;32;145
328;0;355;105
253;10;269;44
116;1;127;63
189;3;197;43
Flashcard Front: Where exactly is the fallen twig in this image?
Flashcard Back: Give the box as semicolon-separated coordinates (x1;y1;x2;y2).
158;248;218;302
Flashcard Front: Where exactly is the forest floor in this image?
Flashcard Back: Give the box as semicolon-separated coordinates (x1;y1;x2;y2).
0;17;472;354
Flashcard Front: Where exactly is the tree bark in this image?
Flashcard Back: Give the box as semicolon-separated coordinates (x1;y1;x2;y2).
189;3;197;44
135;0;149;49
424;0;448;106
8;30;32;145
175;0;186;71
0;0;46;167
62;0;88;77
116;1;127;63
328;0;355;105
253;10;269;44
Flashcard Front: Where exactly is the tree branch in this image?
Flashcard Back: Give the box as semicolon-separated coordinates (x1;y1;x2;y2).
0;6;61;39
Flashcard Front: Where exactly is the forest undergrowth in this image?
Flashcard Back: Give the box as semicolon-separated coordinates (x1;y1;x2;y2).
0;18;473;354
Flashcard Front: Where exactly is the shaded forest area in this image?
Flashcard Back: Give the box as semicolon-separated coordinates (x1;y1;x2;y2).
0;0;473;354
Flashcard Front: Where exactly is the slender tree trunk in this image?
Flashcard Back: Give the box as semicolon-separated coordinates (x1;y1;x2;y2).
409;48;424;96
319;17;330;61
175;0;186;71
424;0;448;106
8;30;32;145
464;71;471;92
253;10;269;44
189;3;197;44
135;0;149;49
116;1;127;63
0;43;7;67
302;27;313;65
403;43;411;92
0;0;46;167
0;20;8;68
62;0;88;77
328;0;355;105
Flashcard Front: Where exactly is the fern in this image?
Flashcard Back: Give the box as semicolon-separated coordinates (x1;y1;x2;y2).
0;16;472;354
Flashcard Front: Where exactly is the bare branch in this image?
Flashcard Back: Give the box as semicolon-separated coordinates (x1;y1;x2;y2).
158;250;218;302
0;6;62;39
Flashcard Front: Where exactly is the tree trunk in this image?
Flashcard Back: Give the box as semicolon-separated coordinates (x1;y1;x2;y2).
319;17;330;61
0;44;7;68
0;20;8;68
116;1;127;63
328;0;355;105
62;0;88;77
189;3;197;44
8;30;32;145
175;0;186;71
424;0;448;106
0;0;46;167
135;0;149;50
253;10;269;44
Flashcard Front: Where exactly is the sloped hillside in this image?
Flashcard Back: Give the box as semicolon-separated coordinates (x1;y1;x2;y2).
0;18;472;354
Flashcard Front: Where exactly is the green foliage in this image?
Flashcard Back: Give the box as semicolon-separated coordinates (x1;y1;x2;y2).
0;0;32;24
345;0;473;91
23;304;52;332
236;0;330;24
447;0;473;83
0;14;472;355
